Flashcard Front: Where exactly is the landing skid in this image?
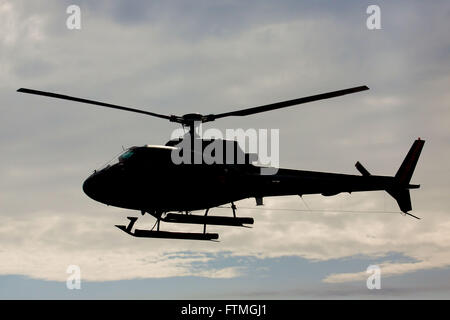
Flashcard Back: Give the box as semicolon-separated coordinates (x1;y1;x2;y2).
161;213;253;227
115;217;219;241
159;202;253;227
115;203;252;241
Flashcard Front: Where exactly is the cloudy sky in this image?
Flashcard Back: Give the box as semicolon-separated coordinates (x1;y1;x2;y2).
1;0;449;299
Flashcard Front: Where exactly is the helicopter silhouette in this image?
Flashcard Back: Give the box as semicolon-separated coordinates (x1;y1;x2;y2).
17;86;424;241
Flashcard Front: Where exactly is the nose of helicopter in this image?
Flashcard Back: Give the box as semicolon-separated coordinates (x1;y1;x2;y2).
82;174;94;198
83;171;103;202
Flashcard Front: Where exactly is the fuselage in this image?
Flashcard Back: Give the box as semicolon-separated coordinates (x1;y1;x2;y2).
82;144;395;213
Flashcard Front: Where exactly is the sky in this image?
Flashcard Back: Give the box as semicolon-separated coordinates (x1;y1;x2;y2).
0;0;450;299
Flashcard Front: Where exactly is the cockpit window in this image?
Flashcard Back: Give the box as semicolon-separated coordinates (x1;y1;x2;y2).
118;150;135;162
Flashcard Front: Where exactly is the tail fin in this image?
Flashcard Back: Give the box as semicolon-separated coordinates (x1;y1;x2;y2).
355;139;425;216
394;138;425;185
387;138;425;215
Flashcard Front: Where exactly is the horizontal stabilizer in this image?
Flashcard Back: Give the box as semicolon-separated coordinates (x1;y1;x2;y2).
355;161;371;176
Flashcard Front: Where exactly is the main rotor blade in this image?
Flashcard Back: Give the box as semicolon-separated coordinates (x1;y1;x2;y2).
210;85;369;120
17;88;172;121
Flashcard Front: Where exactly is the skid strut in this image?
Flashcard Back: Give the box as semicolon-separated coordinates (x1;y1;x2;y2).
231;202;237;218
203;208;209;234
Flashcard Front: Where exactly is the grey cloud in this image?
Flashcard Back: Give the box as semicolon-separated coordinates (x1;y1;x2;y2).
13;59;54;78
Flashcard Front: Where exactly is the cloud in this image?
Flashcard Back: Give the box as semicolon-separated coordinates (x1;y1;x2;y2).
0;212;245;281
2;197;450;283
0;1;46;46
324;260;450;284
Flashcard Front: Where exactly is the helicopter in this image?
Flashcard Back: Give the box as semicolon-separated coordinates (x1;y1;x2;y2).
17;86;424;241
